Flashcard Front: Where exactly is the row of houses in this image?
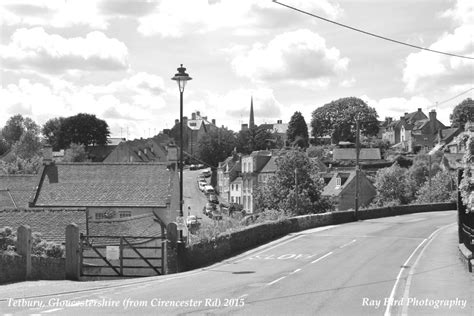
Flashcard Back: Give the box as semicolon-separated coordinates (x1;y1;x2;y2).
217;149;378;213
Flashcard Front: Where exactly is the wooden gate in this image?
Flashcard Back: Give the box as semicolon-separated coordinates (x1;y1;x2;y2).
80;234;166;277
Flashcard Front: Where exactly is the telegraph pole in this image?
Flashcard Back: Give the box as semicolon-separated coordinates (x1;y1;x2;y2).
355;119;360;220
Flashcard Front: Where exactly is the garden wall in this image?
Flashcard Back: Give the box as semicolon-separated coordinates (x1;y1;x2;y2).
184;202;456;270
0;253;66;284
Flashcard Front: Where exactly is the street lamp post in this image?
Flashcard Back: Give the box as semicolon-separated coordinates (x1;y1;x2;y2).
172;64;192;248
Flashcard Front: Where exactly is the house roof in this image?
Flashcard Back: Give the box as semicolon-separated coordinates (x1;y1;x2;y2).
105;137;169;163
333;148;381;160
0;208;86;244
260;156;277;173
439;127;461;143
0;174;40;209
321;171;356;197
32;163;174;208
310;157;328;172
108;137;126;146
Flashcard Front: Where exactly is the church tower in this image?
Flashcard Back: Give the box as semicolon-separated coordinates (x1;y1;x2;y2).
249;96;255;129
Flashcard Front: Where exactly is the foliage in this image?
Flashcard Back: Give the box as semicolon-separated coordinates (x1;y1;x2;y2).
254;150;329;215
287;111;309;148
0;227;16;252
42;117;65;151
415;171;456;203
188;217;242;244
310;97;379;144
459;134;474;209
59;113;110;148
306;145;332;160
197;128;237;167
0;227;64;258
450;98;474;128
2;115;40;146
11;131;42;160
0;156;43;175
236;126;275;155
63;143;89;162
0;136;10;157
372;164;413;206
407;158;441;190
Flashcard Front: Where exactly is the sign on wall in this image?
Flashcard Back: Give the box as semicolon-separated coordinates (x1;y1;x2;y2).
106;246;119;260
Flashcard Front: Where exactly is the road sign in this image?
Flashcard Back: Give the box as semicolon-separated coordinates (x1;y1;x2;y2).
176;216;185;230
106;246;119;261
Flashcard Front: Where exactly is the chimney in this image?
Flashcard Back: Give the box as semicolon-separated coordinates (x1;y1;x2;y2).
404;112;408;116
175;119;179;125
277;119;282;124
196;111;200;117
212;119;216;125
429;110;437;132
183;116;188;125
241;123;249;130
418;108;422;112
42;145;53;163
192;112;196;120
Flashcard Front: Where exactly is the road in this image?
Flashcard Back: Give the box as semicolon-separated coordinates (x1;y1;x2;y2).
0;211;471;315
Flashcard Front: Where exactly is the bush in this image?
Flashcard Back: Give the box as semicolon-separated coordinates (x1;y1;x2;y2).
0;228;64;258
0;227;16;252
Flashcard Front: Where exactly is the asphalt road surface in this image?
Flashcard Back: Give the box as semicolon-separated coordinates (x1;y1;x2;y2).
1;211;471;316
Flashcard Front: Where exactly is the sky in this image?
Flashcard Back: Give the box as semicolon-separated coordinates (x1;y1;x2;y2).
1;0;473;140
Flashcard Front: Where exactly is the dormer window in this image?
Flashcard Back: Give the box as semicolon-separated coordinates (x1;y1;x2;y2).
336;177;341;186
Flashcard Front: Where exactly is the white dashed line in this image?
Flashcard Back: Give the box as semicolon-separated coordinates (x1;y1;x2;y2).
290;269;301;274
339;239;357;248
311;252;333;264
267;276;286;286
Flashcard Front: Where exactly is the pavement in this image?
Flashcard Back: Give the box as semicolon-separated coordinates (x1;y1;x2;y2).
0;210;472;316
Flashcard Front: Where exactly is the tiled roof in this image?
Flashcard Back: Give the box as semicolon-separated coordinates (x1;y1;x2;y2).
322;171;356;197
0;190;16;209
439;128;461;142
333;148;381;160
33;163;174;207
260;156;277;173
88;214;163;245
0;208;86;244
0;174;40;209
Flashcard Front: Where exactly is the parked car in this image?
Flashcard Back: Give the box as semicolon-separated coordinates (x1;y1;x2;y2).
201;170;211;178
189;164;197;170
186;215;200;229
204;185;215;194
210;210;222;220
198;180;207;191
196;164;205;169
203;202;216;216
208;194;219;204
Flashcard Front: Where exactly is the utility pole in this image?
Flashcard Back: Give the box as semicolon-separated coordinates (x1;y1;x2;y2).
355;119;360;220
295;167;298;214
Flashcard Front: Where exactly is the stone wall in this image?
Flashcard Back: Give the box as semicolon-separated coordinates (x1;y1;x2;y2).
184;202;456;271
0;253;25;284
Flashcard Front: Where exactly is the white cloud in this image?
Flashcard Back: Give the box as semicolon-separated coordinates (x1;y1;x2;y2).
230;29;349;87
402;0;473;92
0;73;170;139
1;27;129;73
1;0;108;29
137;0;342;37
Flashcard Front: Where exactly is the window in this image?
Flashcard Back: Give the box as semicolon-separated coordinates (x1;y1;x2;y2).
95;212;105;220
190;122;197;126
336;177;341;186
119;211;132;218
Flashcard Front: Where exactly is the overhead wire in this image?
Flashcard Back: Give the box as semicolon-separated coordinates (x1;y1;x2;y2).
272;0;474;60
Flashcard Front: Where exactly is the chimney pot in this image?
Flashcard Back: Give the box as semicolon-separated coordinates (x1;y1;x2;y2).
192;112;196;120
196;111;200;117
42;145;53;163
212;119;216;125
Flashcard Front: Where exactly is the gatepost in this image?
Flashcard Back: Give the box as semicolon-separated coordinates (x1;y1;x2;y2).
16;225;32;280
65;223;80;280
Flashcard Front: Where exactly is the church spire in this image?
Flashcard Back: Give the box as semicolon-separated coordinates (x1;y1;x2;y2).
249;96;255;129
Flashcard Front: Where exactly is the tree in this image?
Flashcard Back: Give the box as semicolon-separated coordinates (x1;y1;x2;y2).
196;128;237;167
0;156;43;175
415;171;456;203
372;164;413;206
311;97;379;144
287;111;309;148
254;150;330;215
2;114;40;146
450;98;474;128
59;113;110;148
42;117;65;150
11;131;42;160
0;137;9;156
63;143;89;162
236;126;274;155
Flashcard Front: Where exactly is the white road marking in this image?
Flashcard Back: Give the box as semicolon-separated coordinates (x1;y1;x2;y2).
311;252;333;264
339;239;357;248
400;223;455;316
383;239;427;316
267;276;286;286
234;235;305;263
405;218;426;223
290;269;301;274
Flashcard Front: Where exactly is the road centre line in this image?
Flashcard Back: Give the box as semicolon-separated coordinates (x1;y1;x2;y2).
400;223;455;316
290;269;301;274
267;276;287;286
41;308;63;313
339;239;357;248
311;252;333;264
